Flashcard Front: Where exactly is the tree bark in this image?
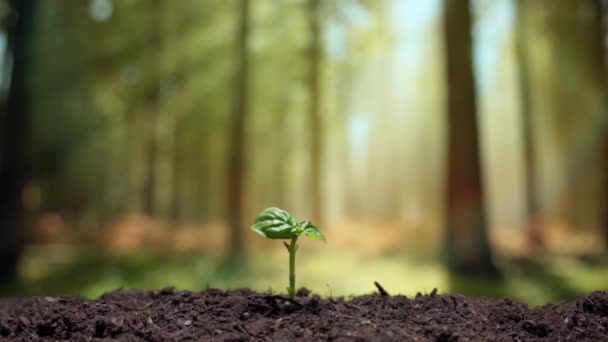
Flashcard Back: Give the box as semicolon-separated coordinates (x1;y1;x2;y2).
142;114;159;216
442;0;499;276
170;119;183;222
0;0;36;284
307;0;322;224
275;97;289;209
591;0;608;252
226;0;250;261
516;0;543;248
141;0;164;217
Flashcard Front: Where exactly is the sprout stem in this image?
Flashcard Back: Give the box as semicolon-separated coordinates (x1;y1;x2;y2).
288;236;298;299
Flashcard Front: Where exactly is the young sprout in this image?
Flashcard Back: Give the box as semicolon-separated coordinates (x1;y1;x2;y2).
251;207;326;300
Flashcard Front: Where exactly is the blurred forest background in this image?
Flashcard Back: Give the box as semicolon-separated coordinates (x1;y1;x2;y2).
1;0;608;305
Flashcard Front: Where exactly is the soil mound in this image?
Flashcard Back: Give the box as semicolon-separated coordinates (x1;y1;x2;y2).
1;287;607;341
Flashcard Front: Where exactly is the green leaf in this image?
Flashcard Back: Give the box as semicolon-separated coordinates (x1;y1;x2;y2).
251;207;300;239
300;221;326;242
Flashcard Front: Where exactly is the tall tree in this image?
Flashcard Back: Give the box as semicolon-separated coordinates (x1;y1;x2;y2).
307;0;323;223
516;0;543;248
141;0;165;216
170;118;184;222
226;0;250;261
591;0;608;251
442;0;498;276
0;0;36;284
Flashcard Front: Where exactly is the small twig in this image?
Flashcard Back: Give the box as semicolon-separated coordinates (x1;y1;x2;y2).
143;301;155;309
326;283;333;298
374;281;390;296
235;324;250;336
336;314;359;320
266;295;303;308
171;308;192;315
199;306;216;315
161;299;175;310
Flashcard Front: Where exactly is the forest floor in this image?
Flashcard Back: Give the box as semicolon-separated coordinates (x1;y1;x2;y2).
1;286;608;341
20;215;606;305
4;244;608;306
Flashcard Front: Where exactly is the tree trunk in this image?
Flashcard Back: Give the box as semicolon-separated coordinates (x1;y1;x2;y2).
442;0;499;276
275;97;289;209
125;102;142;212
170;119;183;222
307;0;322;224
516;0;543;249
0;0;36;284
226;0;250;261
142;115;158;216
141;0;164;217
591;0;608;252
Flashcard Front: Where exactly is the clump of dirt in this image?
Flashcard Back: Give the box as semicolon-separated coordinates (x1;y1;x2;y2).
0;286;607;341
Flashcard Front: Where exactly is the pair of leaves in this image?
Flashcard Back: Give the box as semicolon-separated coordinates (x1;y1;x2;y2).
251;207;326;242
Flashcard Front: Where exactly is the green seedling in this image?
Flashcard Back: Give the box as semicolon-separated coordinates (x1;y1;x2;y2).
251;207;326;300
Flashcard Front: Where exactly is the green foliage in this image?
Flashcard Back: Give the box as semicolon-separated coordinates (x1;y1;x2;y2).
251;207;298;239
300;221;326;242
251;207;326;299
251;207;326;241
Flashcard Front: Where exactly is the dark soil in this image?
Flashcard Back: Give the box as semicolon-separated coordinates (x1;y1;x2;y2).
1;286;607;341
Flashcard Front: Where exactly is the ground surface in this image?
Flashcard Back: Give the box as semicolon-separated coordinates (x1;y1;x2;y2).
11;246;608;306
1;287;607;341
